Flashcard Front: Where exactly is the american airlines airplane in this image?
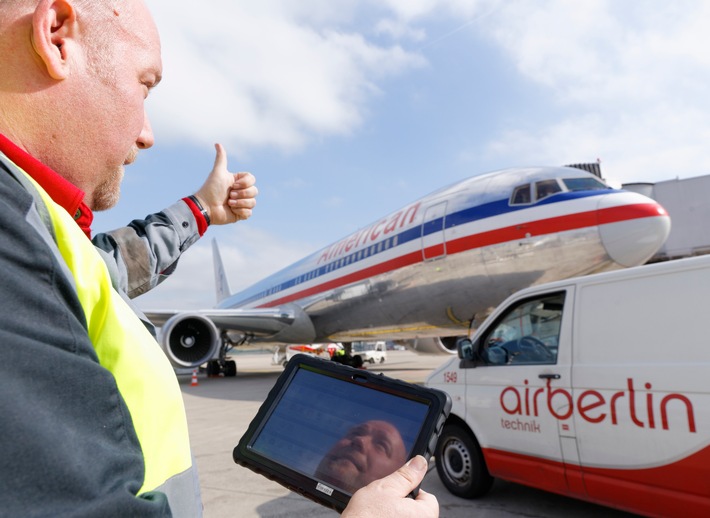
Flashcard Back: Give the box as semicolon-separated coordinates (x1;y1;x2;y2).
146;166;671;376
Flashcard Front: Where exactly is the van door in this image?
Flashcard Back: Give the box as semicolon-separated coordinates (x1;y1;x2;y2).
464;289;575;495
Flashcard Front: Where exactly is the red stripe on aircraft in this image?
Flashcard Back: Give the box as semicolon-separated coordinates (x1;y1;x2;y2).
259;203;662;308
447;202;662;254
597;202;666;224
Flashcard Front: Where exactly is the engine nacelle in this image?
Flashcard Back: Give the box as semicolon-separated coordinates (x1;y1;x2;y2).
159;313;220;368
399;336;462;355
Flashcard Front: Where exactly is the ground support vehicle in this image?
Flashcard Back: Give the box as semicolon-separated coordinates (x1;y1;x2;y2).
426;255;710;517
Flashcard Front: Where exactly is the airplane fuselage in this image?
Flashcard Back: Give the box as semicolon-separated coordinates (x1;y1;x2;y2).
218;167;669;343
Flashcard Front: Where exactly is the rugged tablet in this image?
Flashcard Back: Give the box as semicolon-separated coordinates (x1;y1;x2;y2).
233;354;451;512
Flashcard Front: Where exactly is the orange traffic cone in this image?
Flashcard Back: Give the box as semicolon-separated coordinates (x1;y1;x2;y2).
191;369;199;387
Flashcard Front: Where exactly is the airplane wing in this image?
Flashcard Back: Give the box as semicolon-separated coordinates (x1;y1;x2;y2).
143;310;180;327
185;307;314;338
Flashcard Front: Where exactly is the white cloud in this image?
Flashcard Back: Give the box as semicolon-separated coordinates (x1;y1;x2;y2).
377;0;495;21
146;1;425;155
143;0;710;182
474;0;710;182
375;18;427;42
486;0;710;104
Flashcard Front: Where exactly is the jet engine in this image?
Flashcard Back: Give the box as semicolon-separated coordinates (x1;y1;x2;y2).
399;336;462;355
159;313;220;369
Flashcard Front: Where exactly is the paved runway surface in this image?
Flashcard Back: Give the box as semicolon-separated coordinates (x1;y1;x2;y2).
180;350;637;517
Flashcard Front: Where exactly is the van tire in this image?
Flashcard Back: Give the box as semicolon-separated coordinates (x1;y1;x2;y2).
435;424;493;498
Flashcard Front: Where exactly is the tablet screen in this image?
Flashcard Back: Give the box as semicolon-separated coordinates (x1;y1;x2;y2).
249;366;430;494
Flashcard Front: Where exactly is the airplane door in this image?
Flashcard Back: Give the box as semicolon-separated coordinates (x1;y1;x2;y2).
421;202;447;261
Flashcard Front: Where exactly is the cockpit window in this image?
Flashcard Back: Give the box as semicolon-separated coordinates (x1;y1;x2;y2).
512;176;609;206
511;184;531;205
535;179;562;201
562;177;609;191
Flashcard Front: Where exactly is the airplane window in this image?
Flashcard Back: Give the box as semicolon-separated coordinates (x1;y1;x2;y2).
481;292;565;366
562;177;610;191
535;180;562;201
511;184;531;205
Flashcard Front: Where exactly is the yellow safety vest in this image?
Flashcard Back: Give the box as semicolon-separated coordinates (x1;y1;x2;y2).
21;171;199;515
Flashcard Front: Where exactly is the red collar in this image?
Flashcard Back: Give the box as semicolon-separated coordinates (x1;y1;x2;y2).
0;133;93;238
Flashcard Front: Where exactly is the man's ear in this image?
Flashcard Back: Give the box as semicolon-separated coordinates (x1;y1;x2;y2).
32;0;77;80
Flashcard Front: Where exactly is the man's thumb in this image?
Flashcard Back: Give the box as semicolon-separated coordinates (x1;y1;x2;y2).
212;143;227;172
388;455;428;494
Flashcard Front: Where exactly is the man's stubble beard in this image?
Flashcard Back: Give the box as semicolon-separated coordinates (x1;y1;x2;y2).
93;144;137;211
91;166;124;211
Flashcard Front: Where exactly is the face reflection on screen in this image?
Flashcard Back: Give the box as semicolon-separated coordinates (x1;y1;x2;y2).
314;420;407;493
250;367;428;494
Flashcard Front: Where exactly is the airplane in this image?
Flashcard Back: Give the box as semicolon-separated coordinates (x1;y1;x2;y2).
145;165;671;376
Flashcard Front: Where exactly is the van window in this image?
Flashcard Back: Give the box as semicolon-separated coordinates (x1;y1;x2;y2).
480;292;565;365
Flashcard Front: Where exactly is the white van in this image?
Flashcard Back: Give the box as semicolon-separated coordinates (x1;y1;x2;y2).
352;341;387;364
426;254;710;517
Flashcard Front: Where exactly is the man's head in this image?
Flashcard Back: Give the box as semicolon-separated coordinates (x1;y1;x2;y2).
0;0;162;210
314;420;408;494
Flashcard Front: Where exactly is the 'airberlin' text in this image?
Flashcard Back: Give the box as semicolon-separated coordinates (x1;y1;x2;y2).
500;378;696;433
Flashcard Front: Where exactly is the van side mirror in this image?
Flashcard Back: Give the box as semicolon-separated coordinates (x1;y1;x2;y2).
457;338;475;361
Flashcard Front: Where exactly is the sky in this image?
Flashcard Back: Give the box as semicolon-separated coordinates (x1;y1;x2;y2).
93;0;710;311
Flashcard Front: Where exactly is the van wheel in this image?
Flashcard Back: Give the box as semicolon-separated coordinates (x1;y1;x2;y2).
435;424;493;498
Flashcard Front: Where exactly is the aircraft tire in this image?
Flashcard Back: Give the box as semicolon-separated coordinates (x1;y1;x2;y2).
224;360;237;377
206;360;221;377
435;423;493;499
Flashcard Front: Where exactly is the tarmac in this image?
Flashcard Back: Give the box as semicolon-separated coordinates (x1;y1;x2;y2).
180;350;637;518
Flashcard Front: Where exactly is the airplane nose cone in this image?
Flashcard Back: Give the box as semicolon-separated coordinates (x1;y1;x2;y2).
597;192;671;267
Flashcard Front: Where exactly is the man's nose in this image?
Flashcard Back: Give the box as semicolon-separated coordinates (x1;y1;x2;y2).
351;435;367;452
137;111;154;150
353;435;372;453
